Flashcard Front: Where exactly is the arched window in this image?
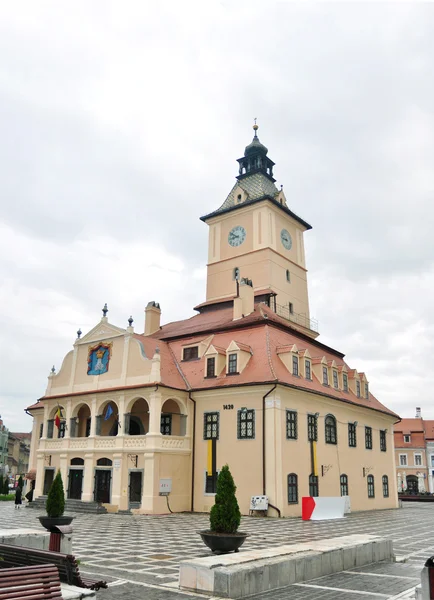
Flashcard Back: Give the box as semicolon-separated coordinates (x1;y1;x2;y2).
340;474;348;496
325;415;337;444
309;474;319;497
96;458;112;467
287;474;298;504
70;458;84;466
367;474;375;498
382;475;389;498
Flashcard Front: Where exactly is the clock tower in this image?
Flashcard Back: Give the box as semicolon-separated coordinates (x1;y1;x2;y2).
200;124;317;337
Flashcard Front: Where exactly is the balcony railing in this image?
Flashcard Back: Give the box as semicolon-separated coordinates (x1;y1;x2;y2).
275;303;319;333
39;434;191;453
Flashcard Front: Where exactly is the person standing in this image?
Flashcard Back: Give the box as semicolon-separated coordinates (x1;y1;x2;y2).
14;485;22;509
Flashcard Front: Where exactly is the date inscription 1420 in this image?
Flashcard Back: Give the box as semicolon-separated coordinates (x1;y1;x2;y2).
223;404;234;410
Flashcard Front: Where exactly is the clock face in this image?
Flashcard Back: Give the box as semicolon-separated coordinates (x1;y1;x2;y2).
228;225;246;247
281;229;292;250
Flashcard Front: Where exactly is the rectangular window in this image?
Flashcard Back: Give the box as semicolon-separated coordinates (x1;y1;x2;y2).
238;409;255;439
309;474;319;497
292;355;299;376
39;424;43;439
415;454;422;466
382;475;389;498
343;373;348;392
228;353;238;374
287;474;298;504
286;411;298;440
161;414;172;435
399;454;407;466
305;359;311;380
348;423;357;447
356;381;361;397
431;455;434;467
367;475;375;498
365;426;372;449
58;421;66;439
289;302;294;314
206;357;216;378
365;383;369;399
204;412;219;440
333;370;338;389
404;435;411;443
183;346;199;361
322;366;328;385
380;430;387;452
47;420;54;439
307;414;317;442
205;472;219;494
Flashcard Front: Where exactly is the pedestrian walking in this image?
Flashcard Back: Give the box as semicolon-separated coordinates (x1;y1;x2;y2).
14;485;22;509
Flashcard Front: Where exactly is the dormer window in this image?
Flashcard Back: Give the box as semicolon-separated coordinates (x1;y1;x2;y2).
333;370;338;389
228;353;238;374
365;383;369;399
404;435;411;443
305;359;311;380
322;366;328;385
356;381;361;398
183;347;199;361
292;355;299;376
206;357;216;378
343;373;348;392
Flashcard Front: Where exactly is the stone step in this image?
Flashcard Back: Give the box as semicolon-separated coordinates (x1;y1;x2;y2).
28;497;107;514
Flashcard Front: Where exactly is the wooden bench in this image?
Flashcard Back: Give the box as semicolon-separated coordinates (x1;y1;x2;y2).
0;543;107;591
0;563;63;599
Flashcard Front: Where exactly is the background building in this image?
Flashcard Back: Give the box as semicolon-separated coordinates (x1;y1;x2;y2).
0;418;9;480
26;127;399;515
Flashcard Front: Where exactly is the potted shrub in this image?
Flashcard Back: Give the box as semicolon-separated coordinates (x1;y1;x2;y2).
199;464;248;553
38;470;74;532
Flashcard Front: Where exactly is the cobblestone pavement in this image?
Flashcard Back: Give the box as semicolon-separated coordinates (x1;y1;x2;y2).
0;502;432;599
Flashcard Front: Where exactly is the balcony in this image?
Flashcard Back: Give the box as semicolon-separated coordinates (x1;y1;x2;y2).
38;434;191;453
275;303;319;334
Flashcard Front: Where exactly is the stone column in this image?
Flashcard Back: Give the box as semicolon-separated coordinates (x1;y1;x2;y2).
141;452;157;512
89;398;97;437
64;399;72;439
82;453;95;502
148;389;163;435
111;453;123;508
34;454;46;497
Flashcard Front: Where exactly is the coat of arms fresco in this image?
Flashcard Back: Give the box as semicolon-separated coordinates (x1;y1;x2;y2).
87;343;112;375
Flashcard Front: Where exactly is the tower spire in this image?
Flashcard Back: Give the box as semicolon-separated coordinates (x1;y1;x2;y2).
236;121;275;182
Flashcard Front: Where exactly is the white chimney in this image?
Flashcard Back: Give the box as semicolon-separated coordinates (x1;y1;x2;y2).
144;301;161;335
416;407;421;418
233;278;254;320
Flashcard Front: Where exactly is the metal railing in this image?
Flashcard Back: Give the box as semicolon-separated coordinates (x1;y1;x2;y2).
275;303;319;333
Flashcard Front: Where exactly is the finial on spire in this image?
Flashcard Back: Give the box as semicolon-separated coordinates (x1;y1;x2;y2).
128;316;133;327
102;303;108;318
77;328;82;339
51;365;56;374
253;118;258;136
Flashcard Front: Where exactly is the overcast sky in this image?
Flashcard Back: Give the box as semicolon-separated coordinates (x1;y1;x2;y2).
1;1;433;432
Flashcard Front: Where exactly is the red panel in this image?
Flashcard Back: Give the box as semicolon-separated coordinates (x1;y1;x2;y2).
302;496;316;520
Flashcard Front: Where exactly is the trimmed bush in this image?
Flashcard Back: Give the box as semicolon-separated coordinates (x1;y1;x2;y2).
0;494;14;501
46;471;65;518
209;465;241;534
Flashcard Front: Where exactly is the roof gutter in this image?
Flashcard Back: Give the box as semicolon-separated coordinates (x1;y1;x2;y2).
262;384;280;518
188;391;196;513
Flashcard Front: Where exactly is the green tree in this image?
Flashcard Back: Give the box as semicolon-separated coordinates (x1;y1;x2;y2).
209;465;241;534
46;471;65;518
17;476;24;489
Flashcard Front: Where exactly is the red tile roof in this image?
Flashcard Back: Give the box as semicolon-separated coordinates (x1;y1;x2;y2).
424;420;434;440
394;418;424;433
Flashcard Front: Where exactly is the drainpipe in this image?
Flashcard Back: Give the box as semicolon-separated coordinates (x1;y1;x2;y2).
188;392;196;513
262;384;280;517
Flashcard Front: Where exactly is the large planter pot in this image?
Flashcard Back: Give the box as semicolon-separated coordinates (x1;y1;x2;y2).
38;515;74;532
199;530;248;554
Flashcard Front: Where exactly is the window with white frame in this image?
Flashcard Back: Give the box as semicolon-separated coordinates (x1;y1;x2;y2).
333;370;338;389
404;435;411;443
292;355;299;376
237;409;255;439
415;453;422;466
356;380;361;397
399;454;407;466
305;359;311;380
322;366;328;385
343;373;348;392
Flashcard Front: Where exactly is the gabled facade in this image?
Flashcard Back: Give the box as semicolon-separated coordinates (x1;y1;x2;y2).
26;126;399;516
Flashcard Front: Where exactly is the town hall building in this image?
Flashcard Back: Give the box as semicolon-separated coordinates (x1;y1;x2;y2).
26;125;399;516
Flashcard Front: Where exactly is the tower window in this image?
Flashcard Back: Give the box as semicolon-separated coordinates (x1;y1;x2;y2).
286;270;291;282
289;302;294;314
233;267;240;281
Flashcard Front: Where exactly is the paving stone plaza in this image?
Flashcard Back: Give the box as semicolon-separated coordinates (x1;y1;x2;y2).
1;503;432;599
